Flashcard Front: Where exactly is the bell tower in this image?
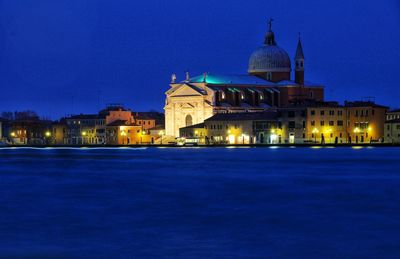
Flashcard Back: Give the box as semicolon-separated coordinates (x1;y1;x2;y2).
294;36;305;85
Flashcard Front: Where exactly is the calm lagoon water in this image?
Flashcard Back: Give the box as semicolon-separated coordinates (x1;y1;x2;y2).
0;147;399;258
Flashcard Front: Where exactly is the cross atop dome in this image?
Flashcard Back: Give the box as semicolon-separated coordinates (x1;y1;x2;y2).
268;18;274;31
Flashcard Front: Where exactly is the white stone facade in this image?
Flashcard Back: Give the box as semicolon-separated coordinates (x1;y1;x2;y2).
165;82;214;137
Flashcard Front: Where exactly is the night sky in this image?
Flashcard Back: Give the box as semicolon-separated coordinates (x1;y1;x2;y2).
0;0;399;119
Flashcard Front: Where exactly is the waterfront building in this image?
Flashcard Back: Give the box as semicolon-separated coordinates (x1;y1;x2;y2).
62;105;163;145
179;123;207;144
165;21;324;137
8;116;52;145
344;101;388;143
64;114;106;145
64;105;133;145
277;105;307;144
134;112;164;130
105;120;148;145
306;102;347;144
51;121;67;145
204;112;278;144
384;119;400;144
101;105;135;125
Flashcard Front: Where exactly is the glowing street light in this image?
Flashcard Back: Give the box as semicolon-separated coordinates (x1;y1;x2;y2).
81;131;87;136
158;130;165;145
10;132;16;137
140;130;147;144
45;131;51;137
353;127;361;134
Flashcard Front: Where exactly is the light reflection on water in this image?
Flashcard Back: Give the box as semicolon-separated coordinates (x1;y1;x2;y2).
0;147;399;258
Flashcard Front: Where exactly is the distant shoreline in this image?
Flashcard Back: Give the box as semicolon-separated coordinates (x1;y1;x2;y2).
1;144;400;148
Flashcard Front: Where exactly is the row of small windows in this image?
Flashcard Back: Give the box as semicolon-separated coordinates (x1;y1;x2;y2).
69;120;105;126
309;109;375;117
354;110;374;117
137;120;152;125
310;110;343;116
219;91;265;100
386;125;400;130
387;115;400;120
206;124;240;130
311;120;344;127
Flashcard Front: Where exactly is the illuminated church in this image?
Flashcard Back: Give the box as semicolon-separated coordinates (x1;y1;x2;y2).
165;21;324;137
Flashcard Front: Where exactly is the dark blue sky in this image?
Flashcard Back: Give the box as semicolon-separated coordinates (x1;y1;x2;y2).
0;0;399;118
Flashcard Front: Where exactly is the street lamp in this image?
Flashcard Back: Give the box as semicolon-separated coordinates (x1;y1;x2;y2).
81;131;87;145
141;130;146;144
327;128;333;143
353;127;361;143
270;129;277;144
158;130;164;145
120;130;127;145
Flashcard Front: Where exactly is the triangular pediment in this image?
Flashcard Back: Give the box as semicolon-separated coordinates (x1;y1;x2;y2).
181;103;195;109
168;84;206;97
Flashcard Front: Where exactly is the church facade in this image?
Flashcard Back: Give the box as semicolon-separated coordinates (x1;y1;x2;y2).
165;22;324;137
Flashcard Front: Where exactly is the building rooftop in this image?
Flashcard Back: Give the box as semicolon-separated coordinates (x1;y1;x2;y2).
180;123;205;130
107;120;135;127
187;73;322;87
344;101;388;109
67;114;105;120
134;112;165;125
388;109;400;113
205;112;277;122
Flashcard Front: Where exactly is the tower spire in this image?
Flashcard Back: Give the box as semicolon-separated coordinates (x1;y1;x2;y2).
295;34;305;85
295;35;305;60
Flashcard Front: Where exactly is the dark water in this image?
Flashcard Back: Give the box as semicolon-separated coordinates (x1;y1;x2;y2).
0;147;399;258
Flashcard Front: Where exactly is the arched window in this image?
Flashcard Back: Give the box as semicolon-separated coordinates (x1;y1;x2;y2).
185;115;193;127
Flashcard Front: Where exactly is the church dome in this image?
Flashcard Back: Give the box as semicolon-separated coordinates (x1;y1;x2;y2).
248;45;291;73
248;20;291;74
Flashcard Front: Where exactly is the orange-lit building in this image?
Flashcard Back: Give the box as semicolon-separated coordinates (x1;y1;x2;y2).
306;102;347;144
134;112;164;130
345;101;388;143
105;120;150;145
